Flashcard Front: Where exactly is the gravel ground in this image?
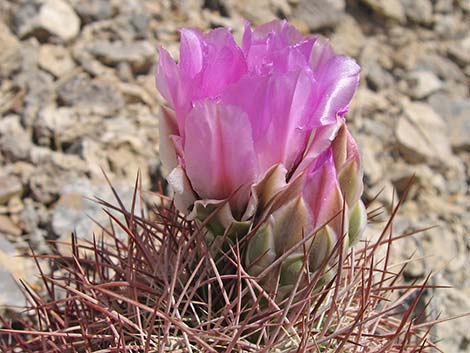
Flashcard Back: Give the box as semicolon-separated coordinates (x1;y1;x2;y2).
0;0;468;351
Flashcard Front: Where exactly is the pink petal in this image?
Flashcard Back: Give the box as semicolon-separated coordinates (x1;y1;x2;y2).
242;20;312;75
308;38;360;125
221;69;315;172
250;19;303;45
303;150;344;233
179;28;205;78
156;47;179;108
197;28;247;98
159;107;179;176
293;117;343;179
183;100;258;215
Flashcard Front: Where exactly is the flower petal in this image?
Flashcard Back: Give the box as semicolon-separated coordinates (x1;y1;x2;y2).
308;38;360;125
242;20;312;74
222;69;315;172
167;165;197;215
156;47;180;108
179;28;205;79
197;28;247;98
183;100;258;216
303;149;345;234
293;117;343;179
159;107;179;176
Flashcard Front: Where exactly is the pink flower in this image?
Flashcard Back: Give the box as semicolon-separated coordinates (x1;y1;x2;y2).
156;20;360;219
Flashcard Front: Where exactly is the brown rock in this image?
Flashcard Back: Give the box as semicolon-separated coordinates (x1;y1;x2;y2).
0;22;22;77
0;175;23;205
396;102;452;164
0;237;40;310
400;0;433;25
292;0;345;31
86;40;155;74
361;0;406;23
0;215;22;236
38;44;76;78
331;15;365;57
405;70;442;99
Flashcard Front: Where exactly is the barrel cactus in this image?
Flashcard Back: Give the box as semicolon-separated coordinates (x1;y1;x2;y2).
156;19;367;298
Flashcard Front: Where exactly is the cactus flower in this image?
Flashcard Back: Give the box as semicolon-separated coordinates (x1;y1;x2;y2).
156;20;360;225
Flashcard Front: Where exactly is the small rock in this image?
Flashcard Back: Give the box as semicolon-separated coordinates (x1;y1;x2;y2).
36;0;80;41
72;0;116;24
448;36;470;66
417;52;463;82
15;69;56;128
393;235;425;278
421;226;464;274
70;138;111;177
116;62;134;82
350;88;389;116
459;0;470;12
119;82;156;106
19;199;49;252
0;237;39;310
0;115;32;161
34;105;100;147
86;40;155;74
434;0;454;13
400;0;433;25
58;74;124;116
434;14;463;39
38;45;76;78
0;21;22;77
27;171;61;205
429;95;470;151
0;215;22;236
0;175;23;205
29;146;88;174
8;196;23;215
365;61;395;91
360;0;406;23
331;15;365;57
292;0;345;31
18;0;81;42
128;11;150;39
390;163;447;197
443;99;470;151
52;178;144;255
405;70;442;99
396;102;453;164
365;180;397;207
436;287;470;353
392;41;424;70
361;146;383;185
230;0;276;26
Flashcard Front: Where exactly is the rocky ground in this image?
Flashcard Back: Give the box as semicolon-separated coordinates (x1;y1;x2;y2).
0;0;468;351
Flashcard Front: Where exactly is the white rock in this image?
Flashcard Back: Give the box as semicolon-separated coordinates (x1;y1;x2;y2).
38;0;81;41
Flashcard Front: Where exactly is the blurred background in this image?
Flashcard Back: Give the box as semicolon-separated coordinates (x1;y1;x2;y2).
0;0;468;351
